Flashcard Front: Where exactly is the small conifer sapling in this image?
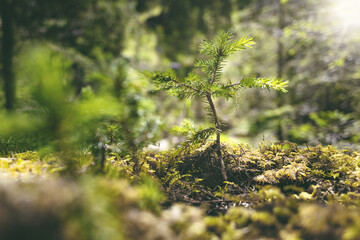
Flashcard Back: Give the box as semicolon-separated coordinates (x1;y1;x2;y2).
144;32;288;181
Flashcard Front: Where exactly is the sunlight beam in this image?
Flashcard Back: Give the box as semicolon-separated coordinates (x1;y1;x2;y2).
328;0;360;29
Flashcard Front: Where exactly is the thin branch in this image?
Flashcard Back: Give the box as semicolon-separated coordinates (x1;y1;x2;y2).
182;199;234;204
171;78;199;92
224;82;242;88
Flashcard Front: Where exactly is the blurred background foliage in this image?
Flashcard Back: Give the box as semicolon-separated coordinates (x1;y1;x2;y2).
1;0;360;159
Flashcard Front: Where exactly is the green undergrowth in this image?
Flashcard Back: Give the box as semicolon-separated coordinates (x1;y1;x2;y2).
1;141;360;239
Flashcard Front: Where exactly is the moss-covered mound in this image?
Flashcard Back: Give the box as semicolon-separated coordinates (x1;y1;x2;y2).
100;140;360;222
131;141;359;206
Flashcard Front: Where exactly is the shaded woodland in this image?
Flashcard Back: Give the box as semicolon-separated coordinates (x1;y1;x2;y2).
0;0;360;239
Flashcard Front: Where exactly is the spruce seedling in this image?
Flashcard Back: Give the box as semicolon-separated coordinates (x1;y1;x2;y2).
144;32;288;181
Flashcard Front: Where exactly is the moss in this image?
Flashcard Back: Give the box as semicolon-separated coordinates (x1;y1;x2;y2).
0;141;359;239
0;152;63;180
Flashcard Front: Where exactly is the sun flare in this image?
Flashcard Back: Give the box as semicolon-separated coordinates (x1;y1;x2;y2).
328;0;360;28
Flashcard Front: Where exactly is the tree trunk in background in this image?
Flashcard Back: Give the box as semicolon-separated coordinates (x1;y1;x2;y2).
276;0;285;141
1;0;15;110
276;1;284;80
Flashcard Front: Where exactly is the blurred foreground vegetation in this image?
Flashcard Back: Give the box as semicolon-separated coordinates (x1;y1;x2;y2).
0;0;360;239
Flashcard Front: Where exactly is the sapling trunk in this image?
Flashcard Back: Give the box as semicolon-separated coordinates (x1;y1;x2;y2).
207;46;227;180
206;93;228;181
121;121;141;174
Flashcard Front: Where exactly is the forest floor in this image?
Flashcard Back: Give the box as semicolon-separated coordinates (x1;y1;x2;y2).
0;141;360;240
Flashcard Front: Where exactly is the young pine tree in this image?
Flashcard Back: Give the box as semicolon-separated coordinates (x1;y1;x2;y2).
144;32;288;181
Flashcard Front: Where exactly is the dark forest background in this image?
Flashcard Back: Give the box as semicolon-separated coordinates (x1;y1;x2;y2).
1;0;360;155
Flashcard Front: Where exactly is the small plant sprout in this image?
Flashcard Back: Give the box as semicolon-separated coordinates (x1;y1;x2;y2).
144;31;288;181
